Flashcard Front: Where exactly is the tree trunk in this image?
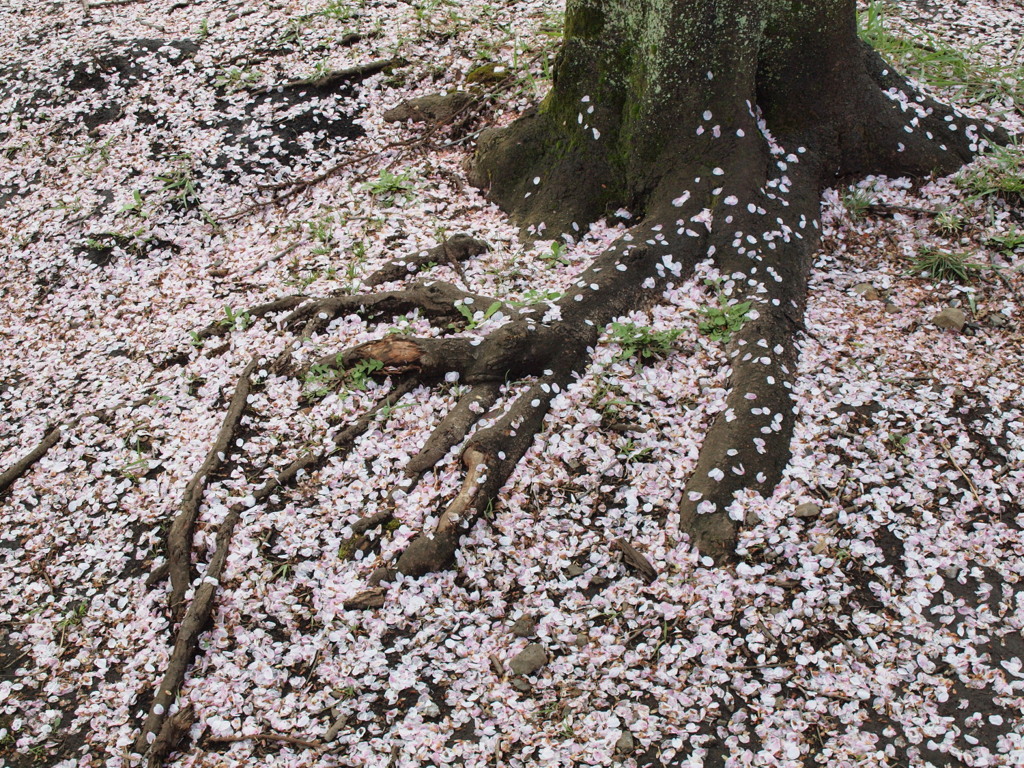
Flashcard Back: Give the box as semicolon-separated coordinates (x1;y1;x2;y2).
131;1;1012;752
470;0;996;235
461;0;1004;559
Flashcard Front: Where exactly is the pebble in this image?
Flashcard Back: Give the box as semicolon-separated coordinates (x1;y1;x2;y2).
615;730;635;754
510;615;537;638
794;502;822;519
932;307;966;331
852;283;881;301
509;643;547;676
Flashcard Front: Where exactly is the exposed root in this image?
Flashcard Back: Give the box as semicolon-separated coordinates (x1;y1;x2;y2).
678;303;804;559
394;370;574;577
188;234;491;350
283;280;506;336
405;383;502;475
1;391;166;497
0;425;63;497
306;335;479;382
137;379;417;754
205;733;322;750
267;58;402;92
146;703;195;768
383;91;477;125
364;234;489;287
858;42;1012;172
196;297;309;342
165;358;257;620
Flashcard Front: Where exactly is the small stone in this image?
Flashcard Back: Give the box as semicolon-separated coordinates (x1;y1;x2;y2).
932;307;966;331
615;730;635;754
852;283;880;301
884;302;900;314
509;643;547;676
573;632;589;648
565;563;585;578
511;678;531;693
988;312;1009;328
794;502;821;519
510;615;536;638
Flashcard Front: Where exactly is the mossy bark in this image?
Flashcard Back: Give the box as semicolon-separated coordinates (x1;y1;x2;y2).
469;0;996;238
465;0;1004;557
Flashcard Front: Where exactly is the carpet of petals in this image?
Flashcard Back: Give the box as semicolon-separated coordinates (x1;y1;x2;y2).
0;0;1022;766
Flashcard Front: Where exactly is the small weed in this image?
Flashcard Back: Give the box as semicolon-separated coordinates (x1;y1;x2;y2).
316;0;356;21
886;432;911;455
120;189;147;218
187;330;204;347
156;157;211;222
508;289;563;307
909;247;981;283
303;358;384;398
214;67;262;91
364;169;415;204
957;144;1024;203
118;456;151;483
56;601;89;631
539;241;570;267
608;322;683;361
934;210;965;236
73;137;115;168
219;305;252;331
272;562;293;581
278;19;306;46
378;401;412;418
697;297;752;343
346;358;384;390
454;300;503;330
309;59;333;82
842;187;875;221
618;437;653;464
53;196;83;213
986;226;1024;256
303;363;339;398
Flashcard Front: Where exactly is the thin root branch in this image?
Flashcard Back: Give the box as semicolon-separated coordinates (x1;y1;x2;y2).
165;357;258;619
0;425;63;497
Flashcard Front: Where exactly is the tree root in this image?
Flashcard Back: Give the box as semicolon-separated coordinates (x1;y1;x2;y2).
165;358;257;620
363;233;489;288
189;235;491;349
0;425;63;497
285;280;506;340
405;383;502;475
137;378;418;756
612;539;658;583
1;390;167;498
147;703;195;768
205;732;322;750
266;58;403;93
